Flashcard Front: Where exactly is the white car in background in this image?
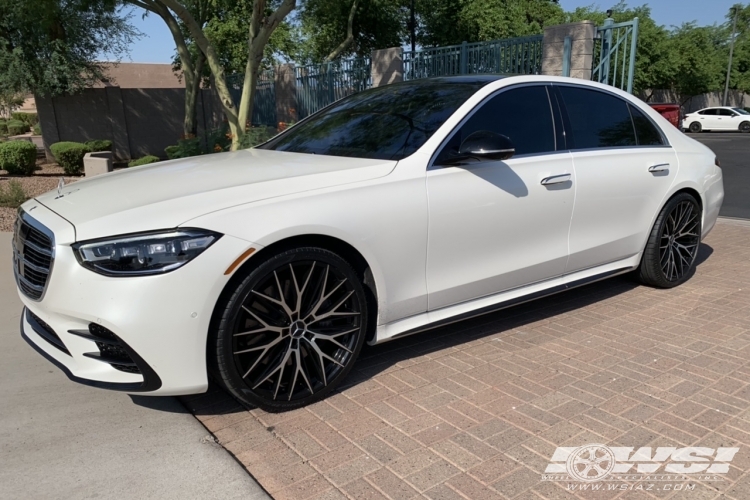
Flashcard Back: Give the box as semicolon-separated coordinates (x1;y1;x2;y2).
16;75;724;411
683;106;750;133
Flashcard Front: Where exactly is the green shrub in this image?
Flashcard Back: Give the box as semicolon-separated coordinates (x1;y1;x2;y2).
128;155;160;167
0;140;37;175
50;141;90;175
0;121;7;136
7;119;29;135
239;127;274;149
32;123;41;135
11;112;38;126
84;139;112;152
165;137;202;159
0;180;30;207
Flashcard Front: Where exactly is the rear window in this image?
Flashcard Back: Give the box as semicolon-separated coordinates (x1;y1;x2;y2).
261;81;483;160
558;86;636;149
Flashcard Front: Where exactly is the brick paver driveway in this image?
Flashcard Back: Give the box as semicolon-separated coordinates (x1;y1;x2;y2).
184;219;750;500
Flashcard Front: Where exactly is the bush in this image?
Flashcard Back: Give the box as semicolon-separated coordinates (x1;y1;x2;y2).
84;139;112;152
165;137;202;159
50;141;90;175
0;121;7;136
239;127;274;149
11;112;38;126
0;140;37;175
7;120;29;135
32;123;41;135
128;155;160;167
0;180;30;208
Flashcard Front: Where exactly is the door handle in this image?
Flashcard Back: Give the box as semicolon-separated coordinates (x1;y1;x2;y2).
540;173;571;185
648;163;670;173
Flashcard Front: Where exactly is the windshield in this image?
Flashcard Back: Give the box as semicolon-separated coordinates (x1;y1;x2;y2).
261;80;485;160
733;108;750;115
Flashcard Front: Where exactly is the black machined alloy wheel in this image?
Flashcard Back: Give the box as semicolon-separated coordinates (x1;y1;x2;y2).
638;193;702;288
212;247;369;412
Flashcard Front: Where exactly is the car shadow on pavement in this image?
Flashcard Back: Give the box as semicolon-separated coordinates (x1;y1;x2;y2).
340;242;715;392
130;395;192;414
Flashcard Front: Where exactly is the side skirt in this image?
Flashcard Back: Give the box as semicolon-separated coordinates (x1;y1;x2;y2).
374;263;636;344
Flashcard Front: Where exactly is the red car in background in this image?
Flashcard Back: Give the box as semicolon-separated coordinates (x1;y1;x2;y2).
649;103;682;129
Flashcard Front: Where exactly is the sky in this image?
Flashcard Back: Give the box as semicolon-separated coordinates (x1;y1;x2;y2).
124;0;740;64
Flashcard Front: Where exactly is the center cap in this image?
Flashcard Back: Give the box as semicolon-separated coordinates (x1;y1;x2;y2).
290;320;307;339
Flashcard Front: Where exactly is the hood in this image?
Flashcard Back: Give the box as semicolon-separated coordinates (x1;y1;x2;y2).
35;148;396;242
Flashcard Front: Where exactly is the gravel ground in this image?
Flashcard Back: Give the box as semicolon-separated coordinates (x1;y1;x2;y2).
0;162;80;232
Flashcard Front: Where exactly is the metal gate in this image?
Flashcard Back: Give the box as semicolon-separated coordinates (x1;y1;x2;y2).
592;18;639;93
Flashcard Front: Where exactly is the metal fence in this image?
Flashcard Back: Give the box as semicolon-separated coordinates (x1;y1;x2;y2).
403;35;544;80
592;18;639;93
295;57;372;119
226;69;277;127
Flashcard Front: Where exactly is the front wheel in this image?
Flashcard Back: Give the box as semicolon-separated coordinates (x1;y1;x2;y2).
638;193;702;288
211;247;369;412
740;121;750;133
688;122;702;133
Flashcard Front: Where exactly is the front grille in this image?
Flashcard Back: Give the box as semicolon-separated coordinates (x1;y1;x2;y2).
86;323;141;374
13;211;54;300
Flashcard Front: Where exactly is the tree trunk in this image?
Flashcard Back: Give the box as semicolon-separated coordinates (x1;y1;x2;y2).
183;51;205;137
237;53;263;136
323;0;359;62
159;0;243;150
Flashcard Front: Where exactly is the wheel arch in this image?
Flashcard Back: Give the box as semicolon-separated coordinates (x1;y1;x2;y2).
211;233;381;344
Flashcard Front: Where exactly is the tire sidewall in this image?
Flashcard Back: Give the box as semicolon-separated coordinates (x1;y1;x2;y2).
689;122;701;133
646;193;702;287
213;247;369;411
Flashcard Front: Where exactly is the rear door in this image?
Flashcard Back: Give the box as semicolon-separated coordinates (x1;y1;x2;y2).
698;108;720;130
554;85;678;273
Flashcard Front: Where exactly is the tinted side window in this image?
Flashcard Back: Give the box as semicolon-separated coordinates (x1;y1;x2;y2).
718;109;735;116
700;109;717;115
435;86;555;164
558;86;636;149
629;105;665;146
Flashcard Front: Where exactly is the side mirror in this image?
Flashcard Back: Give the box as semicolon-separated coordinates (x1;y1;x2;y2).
458;131;515;162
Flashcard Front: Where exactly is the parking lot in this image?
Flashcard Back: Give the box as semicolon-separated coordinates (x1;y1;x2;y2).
185;216;750;500
690;132;750;219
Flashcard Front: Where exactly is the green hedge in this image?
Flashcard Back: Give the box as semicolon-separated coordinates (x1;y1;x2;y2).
84;139;112;152
50;141;89;175
11;112;38;126
7;120;29;136
0;140;37;175
32;123;41;135
0;121;7;136
128;155;160;167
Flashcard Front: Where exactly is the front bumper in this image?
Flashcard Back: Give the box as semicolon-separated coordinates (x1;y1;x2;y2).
18;203;258;395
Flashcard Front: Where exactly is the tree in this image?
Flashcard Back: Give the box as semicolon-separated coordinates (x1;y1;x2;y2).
127;0;208;137
296;0;404;63
415;0;563;47
669;23;724;103
0;0;138;98
150;0;295;149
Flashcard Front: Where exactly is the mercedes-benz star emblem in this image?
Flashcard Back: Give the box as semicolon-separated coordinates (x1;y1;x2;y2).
57;177;65;197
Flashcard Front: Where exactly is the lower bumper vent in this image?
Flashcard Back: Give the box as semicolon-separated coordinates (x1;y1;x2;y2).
26;309;70;355
69;323;141;374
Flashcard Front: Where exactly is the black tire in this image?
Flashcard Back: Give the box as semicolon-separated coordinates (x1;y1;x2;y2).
638;193;701;288
688;122;702;133
210;247;369;412
740;121;750;133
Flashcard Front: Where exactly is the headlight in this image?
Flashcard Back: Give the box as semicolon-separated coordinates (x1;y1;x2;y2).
72;229;221;277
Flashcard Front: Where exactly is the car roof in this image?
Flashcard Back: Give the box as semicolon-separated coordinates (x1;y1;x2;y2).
422;75;508;84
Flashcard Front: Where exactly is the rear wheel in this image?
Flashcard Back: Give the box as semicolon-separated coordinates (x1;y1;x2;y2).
740;121;750;133
688;122;702;133
211;247;369;412
638;193;701;288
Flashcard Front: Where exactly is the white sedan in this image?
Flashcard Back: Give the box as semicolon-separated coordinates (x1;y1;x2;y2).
16;75;724;411
683;106;750;133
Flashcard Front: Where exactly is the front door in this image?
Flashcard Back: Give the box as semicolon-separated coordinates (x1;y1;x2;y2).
426;85;575;310
553;85;678;272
